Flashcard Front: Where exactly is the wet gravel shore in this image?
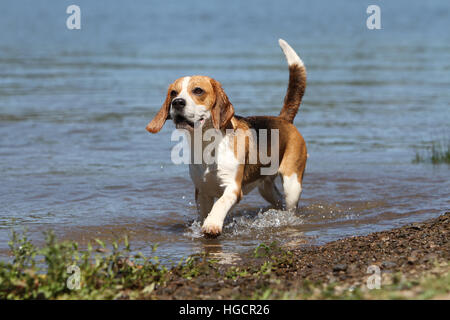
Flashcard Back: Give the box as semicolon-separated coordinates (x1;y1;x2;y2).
154;212;449;299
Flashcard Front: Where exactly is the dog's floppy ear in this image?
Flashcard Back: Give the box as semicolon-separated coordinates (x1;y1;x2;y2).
146;87;172;133
210;79;234;130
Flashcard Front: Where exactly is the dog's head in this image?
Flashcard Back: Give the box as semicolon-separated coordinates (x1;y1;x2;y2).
146;76;234;133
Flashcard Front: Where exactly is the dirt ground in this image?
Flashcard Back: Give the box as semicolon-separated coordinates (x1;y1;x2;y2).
153;212;449;299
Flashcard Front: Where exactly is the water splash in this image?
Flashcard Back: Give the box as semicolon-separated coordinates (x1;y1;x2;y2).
226;209;303;233
184;220;203;239
184;209;304;239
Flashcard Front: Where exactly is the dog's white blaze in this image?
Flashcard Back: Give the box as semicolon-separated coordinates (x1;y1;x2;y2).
181;76;191;93
279;39;304;67
179;76;194;106
282;173;302;210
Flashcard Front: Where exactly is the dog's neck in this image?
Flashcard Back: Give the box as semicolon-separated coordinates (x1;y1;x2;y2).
185;116;236;166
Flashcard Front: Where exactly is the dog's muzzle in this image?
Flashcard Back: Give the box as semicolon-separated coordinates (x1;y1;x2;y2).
171;98;186;112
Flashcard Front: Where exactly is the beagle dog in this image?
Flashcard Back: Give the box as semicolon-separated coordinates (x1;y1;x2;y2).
146;39;307;238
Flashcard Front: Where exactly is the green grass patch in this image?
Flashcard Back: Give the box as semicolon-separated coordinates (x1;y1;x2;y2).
0;230;168;299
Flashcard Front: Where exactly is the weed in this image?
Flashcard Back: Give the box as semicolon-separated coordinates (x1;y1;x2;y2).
413;138;450;164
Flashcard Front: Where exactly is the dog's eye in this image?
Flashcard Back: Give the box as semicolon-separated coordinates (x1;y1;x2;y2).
192;87;204;95
170;90;178;97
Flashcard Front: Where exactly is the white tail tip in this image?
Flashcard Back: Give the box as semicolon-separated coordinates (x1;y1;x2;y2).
278;38;303;67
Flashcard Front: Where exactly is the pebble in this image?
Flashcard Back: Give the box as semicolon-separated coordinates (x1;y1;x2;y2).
333;264;348;272
381;261;397;269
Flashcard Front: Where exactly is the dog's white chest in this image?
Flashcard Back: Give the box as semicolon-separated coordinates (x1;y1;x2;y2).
189;134;239;197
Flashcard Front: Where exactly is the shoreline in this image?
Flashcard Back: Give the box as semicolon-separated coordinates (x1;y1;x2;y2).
154;211;449;299
1;212;448;299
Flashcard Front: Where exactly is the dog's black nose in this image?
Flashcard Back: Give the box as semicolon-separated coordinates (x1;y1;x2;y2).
172;98;186;110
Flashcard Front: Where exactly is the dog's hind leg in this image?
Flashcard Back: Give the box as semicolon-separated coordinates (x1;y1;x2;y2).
258;177;283;209
278;142;307;211
280;173;303;211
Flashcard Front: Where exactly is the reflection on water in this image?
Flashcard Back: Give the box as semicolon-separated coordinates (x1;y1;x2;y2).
0;0;449;263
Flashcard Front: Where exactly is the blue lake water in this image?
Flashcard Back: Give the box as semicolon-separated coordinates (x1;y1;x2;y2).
0;0;449;262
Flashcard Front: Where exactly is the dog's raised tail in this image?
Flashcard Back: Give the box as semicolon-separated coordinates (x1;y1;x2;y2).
278;39;306;123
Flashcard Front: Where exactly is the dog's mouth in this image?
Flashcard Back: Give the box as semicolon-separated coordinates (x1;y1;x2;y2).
173;115;205;130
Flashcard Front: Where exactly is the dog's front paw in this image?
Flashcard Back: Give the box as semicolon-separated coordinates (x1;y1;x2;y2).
201;219;222;238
